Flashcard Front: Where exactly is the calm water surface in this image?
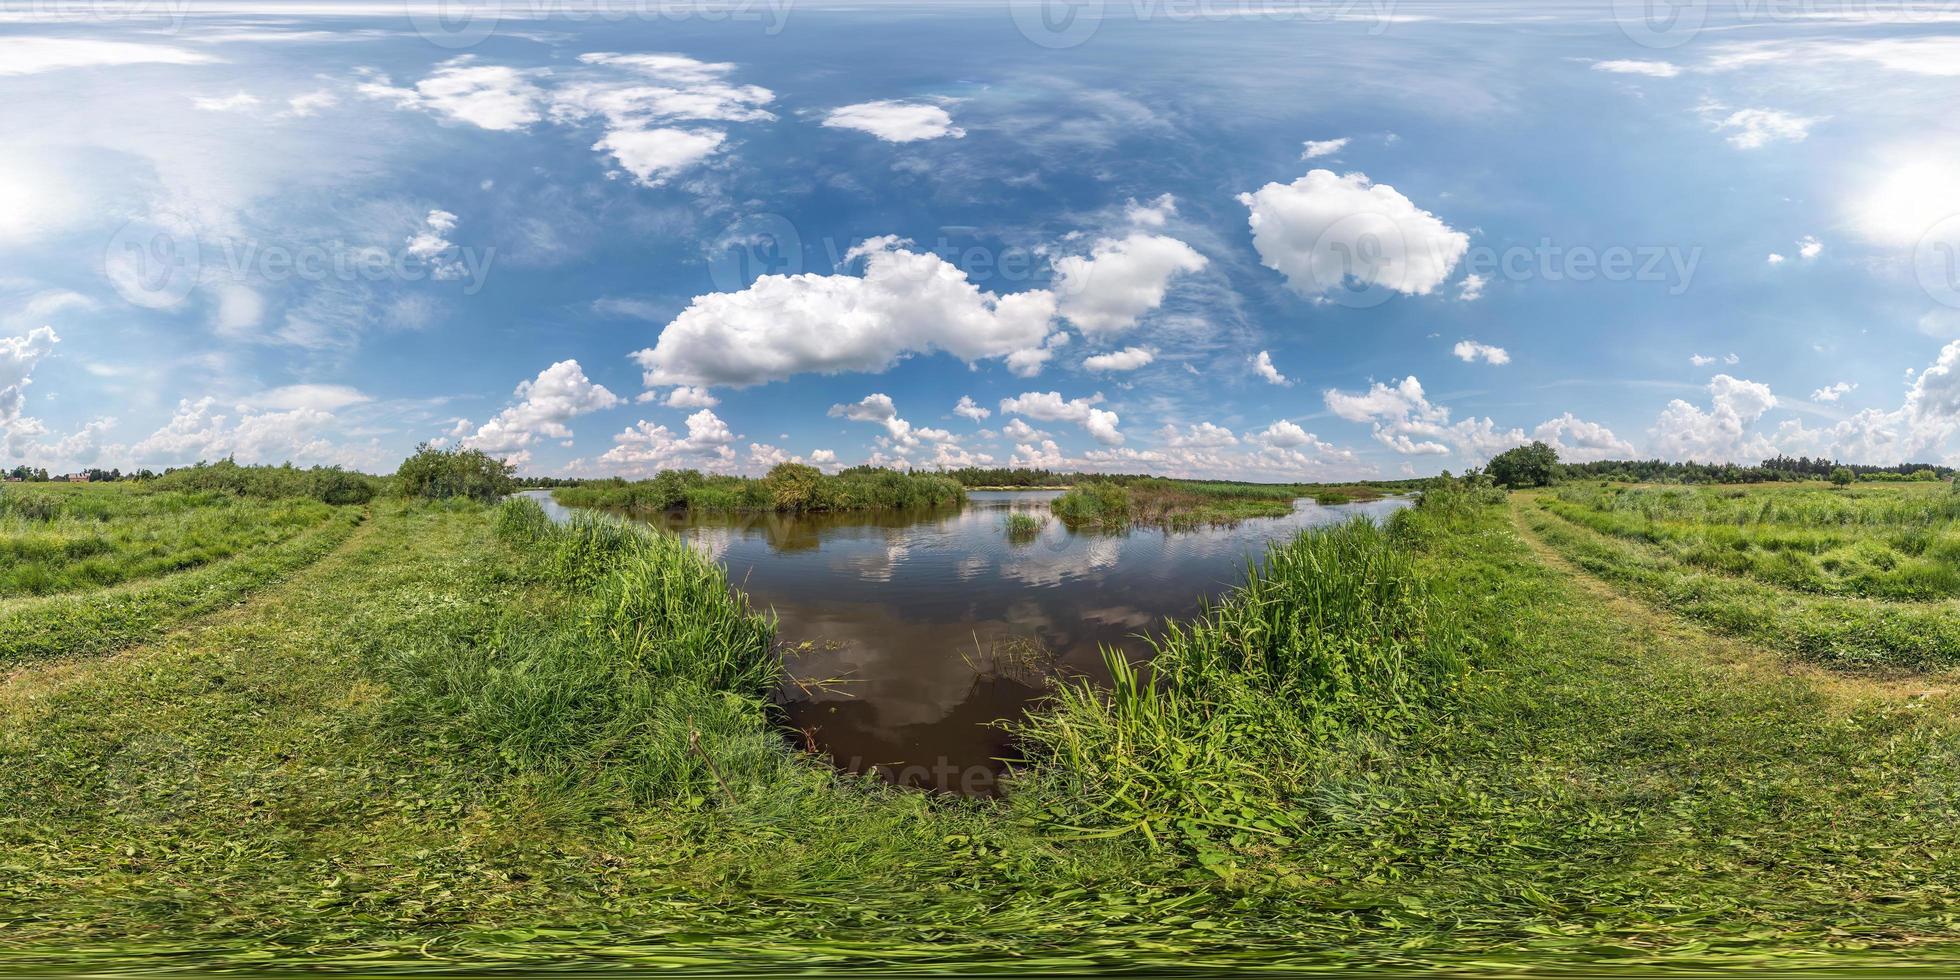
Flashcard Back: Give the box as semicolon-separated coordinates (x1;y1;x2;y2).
529;489;1409;793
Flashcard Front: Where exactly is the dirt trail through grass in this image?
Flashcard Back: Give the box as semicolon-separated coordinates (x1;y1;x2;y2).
0;509;377;698
1507;492;1952;703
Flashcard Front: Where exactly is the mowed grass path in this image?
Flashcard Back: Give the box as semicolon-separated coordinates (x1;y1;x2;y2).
1519;485;1960;673
0;507;363;666
2;495;1958;972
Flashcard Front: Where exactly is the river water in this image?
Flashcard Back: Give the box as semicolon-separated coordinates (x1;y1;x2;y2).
527;489;1409;793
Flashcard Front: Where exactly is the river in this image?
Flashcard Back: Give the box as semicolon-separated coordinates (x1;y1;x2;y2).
527;489;1410;793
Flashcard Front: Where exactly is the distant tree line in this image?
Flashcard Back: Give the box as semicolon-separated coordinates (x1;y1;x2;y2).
6;465;158;482
1478;443;1955;489
1559;454;1952;486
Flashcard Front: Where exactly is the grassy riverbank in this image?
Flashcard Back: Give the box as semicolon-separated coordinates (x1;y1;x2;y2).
1047;477;1390;529
552;464;965;513
3;478;1959;971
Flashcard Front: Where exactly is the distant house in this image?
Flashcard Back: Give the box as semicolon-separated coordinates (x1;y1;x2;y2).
63;473;89;483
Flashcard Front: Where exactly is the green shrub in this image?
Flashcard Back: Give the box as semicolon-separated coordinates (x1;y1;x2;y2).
763;463;824;511
1485;441;1560;488
394;444;513;504
149;459;384;504
307;467;379;505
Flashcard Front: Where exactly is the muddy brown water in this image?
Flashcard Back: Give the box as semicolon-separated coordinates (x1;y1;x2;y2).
526;489;1411;794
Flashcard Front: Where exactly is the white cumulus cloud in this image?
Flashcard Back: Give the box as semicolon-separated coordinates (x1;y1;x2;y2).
1711;107;1818;149
999;390;1123;446
1252;350;1290;385
1238;169;1469;298
1052;232;1208;337
1082;346;1156;371
1648;374;1779;463
822;100;964;142
632;236;1057;387
1812;381;1856;403
457;359;623;464
1453;340;1510;365
953;395;991;421
1301;137;1349;158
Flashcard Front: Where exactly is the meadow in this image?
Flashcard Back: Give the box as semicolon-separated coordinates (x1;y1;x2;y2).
0;485;340;598
2;469;1958;972
1524;481;1960;670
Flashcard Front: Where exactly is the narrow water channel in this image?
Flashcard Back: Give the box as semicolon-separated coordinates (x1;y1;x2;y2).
527;489;1410;793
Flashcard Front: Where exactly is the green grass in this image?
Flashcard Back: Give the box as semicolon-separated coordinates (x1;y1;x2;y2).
1014;517;1465;858
0;486;339;598
0;506;363;667
1541;482;1960;600
1524;486;1960;671
3;486;1960;971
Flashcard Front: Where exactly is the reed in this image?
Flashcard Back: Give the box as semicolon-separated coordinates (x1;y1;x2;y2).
1015;517;1465;849
369;498;785;802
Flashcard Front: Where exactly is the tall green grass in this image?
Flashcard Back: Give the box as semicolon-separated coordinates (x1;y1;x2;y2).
1049;480;1131;528
369;498;785;802
1015;517;1465;855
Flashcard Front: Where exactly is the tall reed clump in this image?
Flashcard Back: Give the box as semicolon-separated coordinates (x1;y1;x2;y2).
373;498;785;803
1014;517;1465;857
1004;512;1046;541
1049;480;1131;529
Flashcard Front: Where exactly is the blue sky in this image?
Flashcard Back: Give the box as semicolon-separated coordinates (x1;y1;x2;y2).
3;0;1959;479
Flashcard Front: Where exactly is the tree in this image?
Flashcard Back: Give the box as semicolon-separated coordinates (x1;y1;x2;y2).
393;444;514;503
1830;466;1855;486
1485;441;1561;488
